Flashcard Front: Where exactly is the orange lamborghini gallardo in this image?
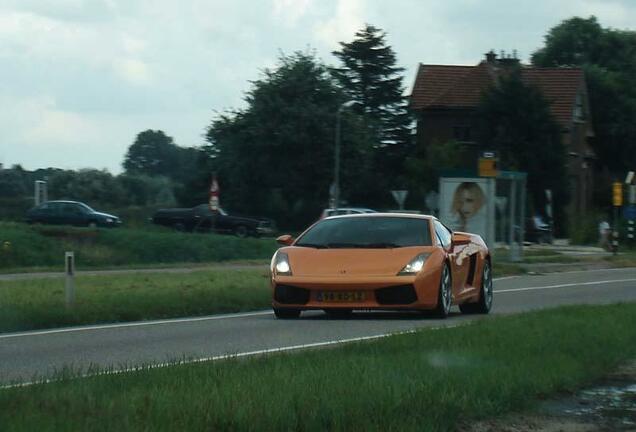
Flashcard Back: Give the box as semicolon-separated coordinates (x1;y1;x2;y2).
270;213;492;319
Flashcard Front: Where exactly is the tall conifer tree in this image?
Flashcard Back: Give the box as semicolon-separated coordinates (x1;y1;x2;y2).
332;25;411;145
332;25;412;191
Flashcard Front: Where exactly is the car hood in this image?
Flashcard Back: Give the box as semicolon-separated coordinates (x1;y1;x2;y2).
284;246;434;277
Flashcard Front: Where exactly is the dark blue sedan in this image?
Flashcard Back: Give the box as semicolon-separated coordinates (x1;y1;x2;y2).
25;200;122;228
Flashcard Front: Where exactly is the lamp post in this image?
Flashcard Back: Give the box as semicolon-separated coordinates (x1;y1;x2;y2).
333;100;357;209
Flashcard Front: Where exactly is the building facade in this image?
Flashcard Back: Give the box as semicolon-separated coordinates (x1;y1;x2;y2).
409;51;595;215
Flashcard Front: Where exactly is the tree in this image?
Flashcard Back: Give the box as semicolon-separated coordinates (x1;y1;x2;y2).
48;169;126;208
0;169;27;198
477;71;568;229
532;16;636;178
122;130;182;178
205;52;369;228
332;24;413;194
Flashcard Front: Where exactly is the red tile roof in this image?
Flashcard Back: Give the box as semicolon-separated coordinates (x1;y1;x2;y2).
521;68;584;128
410;62;585;128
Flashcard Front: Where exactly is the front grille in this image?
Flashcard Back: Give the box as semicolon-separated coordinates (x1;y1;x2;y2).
375;284;417;305
274;285;310;305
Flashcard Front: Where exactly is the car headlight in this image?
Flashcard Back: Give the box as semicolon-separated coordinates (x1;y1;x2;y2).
397;253;430;275
274;251;292;276
105;218;113;223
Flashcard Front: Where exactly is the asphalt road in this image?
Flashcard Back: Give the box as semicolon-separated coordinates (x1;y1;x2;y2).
1;267;635;386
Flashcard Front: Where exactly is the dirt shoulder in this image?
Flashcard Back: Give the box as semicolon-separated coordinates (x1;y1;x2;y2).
464;360;636;432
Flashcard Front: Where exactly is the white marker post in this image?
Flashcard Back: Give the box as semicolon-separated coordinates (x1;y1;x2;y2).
65;252;75;308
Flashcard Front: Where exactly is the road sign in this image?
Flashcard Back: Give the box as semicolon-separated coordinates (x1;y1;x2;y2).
478;158;498;177
613;182;623;207
209;175;220;211
391;190;408;210
625;205;636;220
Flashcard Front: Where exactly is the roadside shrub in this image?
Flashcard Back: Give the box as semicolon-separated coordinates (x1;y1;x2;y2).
568;211;605;245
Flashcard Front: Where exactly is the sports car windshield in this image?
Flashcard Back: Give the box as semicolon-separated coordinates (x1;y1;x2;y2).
296;216;432;248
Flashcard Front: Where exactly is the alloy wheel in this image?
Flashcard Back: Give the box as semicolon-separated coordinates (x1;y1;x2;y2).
441;265;452;315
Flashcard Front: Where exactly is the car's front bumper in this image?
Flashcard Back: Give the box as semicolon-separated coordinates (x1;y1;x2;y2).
271;269;442;310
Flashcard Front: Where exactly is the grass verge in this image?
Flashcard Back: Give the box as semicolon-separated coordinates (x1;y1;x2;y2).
0;259;529;333
1;303;636;431
0;269;270;333
0;222;278;270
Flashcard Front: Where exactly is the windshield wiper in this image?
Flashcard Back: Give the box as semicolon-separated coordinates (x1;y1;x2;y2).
363;242;401;248
325;242;363;248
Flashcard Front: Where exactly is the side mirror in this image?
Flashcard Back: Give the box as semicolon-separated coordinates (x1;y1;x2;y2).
276;234;294;246
452;233;471;246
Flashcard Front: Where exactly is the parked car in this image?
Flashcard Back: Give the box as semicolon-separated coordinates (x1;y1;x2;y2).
25;200;122;228
319;207;377;219
151;204;275;238
271;213;492;319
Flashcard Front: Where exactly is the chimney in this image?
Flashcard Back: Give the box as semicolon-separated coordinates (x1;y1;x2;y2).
485;50;497;63
496;49;521;67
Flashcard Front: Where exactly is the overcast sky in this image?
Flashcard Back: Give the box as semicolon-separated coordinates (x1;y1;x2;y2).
1;0;634;174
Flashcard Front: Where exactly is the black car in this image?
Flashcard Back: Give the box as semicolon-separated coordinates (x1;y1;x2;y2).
25;201;122;228
151;204;275;237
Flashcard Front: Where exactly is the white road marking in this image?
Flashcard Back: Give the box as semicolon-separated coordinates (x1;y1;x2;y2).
495;278;636;294
0;310;273;340
1;324;462;389
1;269;634;340
493;276;518;281
553;266;636;275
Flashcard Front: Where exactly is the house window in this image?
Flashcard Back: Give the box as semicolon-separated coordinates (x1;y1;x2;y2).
453;126;472;143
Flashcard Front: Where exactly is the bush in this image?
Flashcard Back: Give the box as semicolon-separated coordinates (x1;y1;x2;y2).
568;212;600;245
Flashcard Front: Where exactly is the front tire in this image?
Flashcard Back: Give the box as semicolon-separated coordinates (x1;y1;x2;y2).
432;263;452;318
459;260;493;314
273;308;301;319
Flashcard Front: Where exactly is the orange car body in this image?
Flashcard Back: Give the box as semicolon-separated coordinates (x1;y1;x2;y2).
270;213;492;317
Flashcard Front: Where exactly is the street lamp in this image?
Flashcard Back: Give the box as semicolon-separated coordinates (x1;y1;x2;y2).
333;100;357;209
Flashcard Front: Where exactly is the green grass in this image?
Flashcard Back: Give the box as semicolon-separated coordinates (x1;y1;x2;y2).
0;260;528;334
0;259;269;275
1;303;635;431
0;222;278;270
0;269;271;333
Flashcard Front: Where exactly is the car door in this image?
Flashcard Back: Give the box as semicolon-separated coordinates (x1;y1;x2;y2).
45;202;64;225
434;220;469;299
60;203;88;226
211;208;232;233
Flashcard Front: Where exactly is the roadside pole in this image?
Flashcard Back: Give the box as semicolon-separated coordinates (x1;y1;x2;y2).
65;251;75;309
209;174;220;233
627;174;636;247
612;181;623;255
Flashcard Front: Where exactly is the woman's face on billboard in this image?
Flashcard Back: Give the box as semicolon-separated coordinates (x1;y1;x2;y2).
459;188;478;219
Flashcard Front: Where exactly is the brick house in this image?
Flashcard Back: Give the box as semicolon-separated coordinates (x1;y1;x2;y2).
409;51;595;215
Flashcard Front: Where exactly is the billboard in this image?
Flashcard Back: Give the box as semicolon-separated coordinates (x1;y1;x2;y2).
439;177;495;246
